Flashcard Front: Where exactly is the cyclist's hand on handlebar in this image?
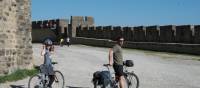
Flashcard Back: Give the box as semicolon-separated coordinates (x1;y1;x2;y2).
109;63;113;66
103;64;112;67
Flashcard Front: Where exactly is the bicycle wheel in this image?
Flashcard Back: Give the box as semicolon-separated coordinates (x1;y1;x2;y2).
125;72;139;88
51;70;65;88
93;82;101;88
28;74;43;88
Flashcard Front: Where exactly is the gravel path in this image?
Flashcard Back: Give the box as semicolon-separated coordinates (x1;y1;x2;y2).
1;44;200;88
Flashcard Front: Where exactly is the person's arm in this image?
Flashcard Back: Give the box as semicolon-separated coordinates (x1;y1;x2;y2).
108;48;113;66
41;45;46;64
41;45;46;56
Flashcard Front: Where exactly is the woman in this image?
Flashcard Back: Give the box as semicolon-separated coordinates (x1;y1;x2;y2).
41;39;55;88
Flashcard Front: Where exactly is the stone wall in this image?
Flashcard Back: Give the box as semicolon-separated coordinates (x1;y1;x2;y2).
32;29;57;43
72;37;200;55
31;16;94;42
76;25;200;44
74;25;200;55
32;19;69;43
70;16;94;37
0;0;32;75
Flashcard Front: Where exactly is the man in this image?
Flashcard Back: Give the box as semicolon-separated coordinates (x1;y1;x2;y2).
66;37;70;47
108;36;125;88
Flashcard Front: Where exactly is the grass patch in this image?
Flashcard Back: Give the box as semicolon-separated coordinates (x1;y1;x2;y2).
196;59;200;61
0;68;39;83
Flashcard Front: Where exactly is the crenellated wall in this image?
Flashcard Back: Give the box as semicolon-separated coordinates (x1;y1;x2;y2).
76;25;200;44
31;16;94;43
0;0;32;75
31;19;69;43
70;16;94;37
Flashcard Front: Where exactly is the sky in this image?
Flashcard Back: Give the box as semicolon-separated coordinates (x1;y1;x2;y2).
32;0;200;26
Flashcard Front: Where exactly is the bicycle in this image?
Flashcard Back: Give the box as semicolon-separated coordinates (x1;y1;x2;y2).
28;62;65;88
92;60;139;88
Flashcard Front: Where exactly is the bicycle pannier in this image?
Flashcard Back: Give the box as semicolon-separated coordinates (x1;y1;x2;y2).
124;60;134;67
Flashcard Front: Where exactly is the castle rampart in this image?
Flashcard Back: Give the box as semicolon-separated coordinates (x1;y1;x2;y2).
76;25;200;44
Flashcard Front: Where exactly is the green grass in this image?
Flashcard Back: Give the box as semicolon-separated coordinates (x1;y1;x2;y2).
0;68;39;83
197;59;200;61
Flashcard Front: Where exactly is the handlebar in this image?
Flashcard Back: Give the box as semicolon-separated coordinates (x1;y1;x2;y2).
52;62;58;65
103;64;111;67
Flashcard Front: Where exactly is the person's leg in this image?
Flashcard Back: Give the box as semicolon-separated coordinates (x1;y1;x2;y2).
66;42;68;47
113;64;125;88
48;75;55;87
119;75;125;88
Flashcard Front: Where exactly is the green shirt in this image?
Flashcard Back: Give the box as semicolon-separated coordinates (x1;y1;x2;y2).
113;44;123;65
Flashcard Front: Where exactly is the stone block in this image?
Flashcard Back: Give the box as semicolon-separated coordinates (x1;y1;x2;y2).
82;26;89;37
160;25;175;43
96;26;103;39
71;16;84;26
0;33;8;39
49;19;56;28
76;26;81;37
123;27;133;41
194;25;200;44
85;16;94;26
0;49;5;56
112;26;123;40
89;26;96;38
32;21;37;29
24;49;33;55
146;26;159;42
42;20;49;29
175;25;193;43
103;26;112;39
133;26;146;42
36;21;42;29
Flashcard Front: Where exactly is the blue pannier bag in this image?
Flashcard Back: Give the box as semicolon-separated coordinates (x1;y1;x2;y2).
92;71;112;87
98;71;111;86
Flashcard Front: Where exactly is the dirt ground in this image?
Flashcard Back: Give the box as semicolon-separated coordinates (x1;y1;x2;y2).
1;44;200;88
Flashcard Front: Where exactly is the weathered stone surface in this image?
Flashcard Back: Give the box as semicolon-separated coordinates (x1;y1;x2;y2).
123;27;133;41
146;25;159;42
0;49;5;56
160;25;175;43
194;25;200;44
175;25;193;43
133;26;146;42
96;26;103;39
0;0;32;75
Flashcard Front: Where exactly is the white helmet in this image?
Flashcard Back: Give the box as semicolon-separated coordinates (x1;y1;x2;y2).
44;39;52;45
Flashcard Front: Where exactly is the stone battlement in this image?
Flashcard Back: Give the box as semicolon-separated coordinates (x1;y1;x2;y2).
76;25;200;44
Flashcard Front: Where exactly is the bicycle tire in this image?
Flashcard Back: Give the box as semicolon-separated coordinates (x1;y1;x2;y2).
93;81;112;88
51;70;65;88
94;82;101;88
125;72;139;88
28;74;42;88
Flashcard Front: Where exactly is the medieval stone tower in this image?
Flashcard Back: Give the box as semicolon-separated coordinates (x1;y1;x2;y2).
0;0;32;75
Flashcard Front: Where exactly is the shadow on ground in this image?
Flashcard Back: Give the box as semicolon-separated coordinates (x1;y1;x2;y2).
9;85;89;88
66;86;89;88
10;85;25;88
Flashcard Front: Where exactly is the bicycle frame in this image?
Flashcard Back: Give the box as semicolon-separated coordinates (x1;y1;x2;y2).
103;64;136;88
